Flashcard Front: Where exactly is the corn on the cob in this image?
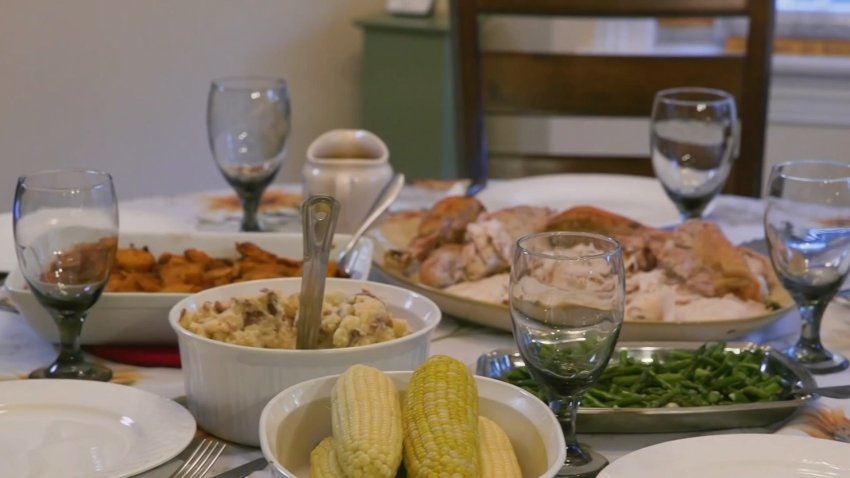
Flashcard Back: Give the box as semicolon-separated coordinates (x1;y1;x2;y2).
478;416;522;478
402;355;480;478
331;364;403;478
311;437;345;478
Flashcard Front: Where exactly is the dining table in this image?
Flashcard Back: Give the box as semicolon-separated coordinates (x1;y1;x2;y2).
1;178;849;477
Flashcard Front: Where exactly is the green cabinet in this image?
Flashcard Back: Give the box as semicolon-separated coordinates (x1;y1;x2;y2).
357;14;457;180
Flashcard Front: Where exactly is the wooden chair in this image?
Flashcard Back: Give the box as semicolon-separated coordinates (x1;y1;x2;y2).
451;0;776;197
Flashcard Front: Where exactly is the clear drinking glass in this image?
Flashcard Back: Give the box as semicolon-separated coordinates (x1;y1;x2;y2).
651;87;738;220
764;160;850;374
14;170;118;380
207;77;291;232
510;232;625;477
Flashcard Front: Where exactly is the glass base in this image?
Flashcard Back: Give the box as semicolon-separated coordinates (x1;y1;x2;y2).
29;361;113;381
787;346;849;375
557;443;608;477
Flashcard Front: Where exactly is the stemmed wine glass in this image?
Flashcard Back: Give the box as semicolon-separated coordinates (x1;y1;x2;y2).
14;170;119;380
207;77;291;232
764;160;850;374
510;232;625;477
651;87;738;220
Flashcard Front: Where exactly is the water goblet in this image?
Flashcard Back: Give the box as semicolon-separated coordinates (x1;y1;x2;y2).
764;160;850;374
14;170;118;380
510;232;625;477
651;87;738;220
207;77;291;232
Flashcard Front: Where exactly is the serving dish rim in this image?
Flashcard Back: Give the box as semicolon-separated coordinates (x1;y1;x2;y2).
476;341;817;418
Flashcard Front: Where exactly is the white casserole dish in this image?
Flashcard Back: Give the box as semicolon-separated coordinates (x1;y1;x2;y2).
169;277;441;447
5;231;373;345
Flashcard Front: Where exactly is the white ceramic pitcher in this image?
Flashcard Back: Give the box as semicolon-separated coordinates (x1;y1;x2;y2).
303;129;393;233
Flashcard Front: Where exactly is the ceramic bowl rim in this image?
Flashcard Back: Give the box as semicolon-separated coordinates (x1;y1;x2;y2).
167;277;441;356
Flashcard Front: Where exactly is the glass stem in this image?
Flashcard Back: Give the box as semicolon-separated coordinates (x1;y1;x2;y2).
551;396;590;466
680;210;702;221
240;193;262;232
54;312;85;366
797;301;829;354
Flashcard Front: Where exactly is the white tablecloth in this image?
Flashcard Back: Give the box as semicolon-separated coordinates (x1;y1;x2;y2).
1;184;849;477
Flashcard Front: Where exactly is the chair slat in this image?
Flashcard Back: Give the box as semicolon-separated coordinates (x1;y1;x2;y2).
476;0;749;17
482;54;744;117
490;153;655;178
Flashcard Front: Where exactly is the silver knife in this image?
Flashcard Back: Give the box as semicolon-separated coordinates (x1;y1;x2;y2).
210;457;269;478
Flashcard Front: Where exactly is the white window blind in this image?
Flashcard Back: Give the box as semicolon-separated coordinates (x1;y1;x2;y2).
779;0;850;13
777;0;850;38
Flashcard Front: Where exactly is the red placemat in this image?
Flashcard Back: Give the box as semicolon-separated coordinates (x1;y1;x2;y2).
84;345;181;368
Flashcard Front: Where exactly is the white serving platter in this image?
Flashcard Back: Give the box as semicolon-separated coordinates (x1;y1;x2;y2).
475;174;681;227
6;231;372;345
370;202;793;342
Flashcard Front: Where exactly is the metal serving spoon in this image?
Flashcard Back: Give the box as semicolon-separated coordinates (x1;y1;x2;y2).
296;195;339;350
336;173;405;278
797;384;850;399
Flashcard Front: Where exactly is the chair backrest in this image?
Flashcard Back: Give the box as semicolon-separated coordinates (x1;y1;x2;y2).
451;0;775;197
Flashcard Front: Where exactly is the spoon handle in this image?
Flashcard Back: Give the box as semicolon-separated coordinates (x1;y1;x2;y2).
297;195;339;350
801;384;850;399
337;173;405;275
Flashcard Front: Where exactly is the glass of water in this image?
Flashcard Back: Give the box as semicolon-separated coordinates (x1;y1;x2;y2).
510;232;625;477
651;87;738;220
765;160;850;374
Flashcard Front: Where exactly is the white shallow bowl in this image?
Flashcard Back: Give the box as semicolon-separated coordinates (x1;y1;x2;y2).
6;231;372;345
259;371;567;478
169;278;441;447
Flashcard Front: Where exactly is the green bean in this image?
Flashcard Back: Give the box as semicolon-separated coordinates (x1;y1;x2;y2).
612;375;641;386
670;351;694;360
500;342;794;408
614;393;646;407
663;359;692;372
582;393;606;408
655;372;685;383
602;364;645;378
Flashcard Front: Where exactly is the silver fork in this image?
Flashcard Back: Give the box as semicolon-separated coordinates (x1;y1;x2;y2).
169;438;226;478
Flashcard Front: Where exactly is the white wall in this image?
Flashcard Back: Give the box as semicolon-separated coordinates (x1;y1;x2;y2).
0;0;384;209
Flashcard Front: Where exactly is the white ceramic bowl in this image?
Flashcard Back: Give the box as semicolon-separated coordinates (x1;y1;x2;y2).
6;231;372;345
168;278;441;447
259;371;567;478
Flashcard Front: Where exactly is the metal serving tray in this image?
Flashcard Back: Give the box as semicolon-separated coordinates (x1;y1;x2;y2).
476;342;817;434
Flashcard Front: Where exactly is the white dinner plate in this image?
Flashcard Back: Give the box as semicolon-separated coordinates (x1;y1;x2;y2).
0;380;196;478
475;174;681;227
599;434;850;478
